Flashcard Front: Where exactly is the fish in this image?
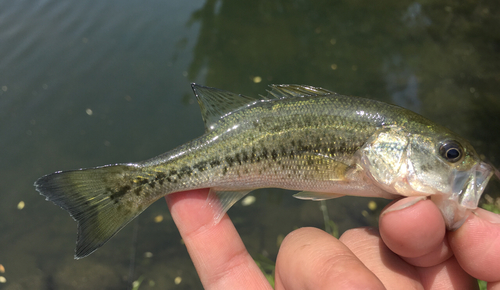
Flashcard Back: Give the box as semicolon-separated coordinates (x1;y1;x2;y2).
34;84;494;259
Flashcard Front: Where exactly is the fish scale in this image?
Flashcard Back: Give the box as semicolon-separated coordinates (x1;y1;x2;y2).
34;83;494;258
144;111;369;192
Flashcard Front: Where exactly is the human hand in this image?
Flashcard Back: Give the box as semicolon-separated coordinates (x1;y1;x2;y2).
166;190;500;289
276;196;500;289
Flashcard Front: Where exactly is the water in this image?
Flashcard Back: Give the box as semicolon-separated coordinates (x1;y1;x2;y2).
1;0;499;289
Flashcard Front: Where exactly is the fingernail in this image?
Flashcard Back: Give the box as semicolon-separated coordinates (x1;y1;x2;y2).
473;208;500;224
382;196;428;215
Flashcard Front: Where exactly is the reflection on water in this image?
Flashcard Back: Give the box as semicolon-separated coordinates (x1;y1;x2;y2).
383;55;421;112
0;0;499;289
401;2;431;28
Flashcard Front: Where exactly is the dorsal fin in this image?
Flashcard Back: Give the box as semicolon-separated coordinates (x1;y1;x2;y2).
267;84;336;99
192;84;337;132
191;84;259;132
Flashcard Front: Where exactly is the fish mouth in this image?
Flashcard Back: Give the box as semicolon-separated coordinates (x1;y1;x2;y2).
451;162;494;209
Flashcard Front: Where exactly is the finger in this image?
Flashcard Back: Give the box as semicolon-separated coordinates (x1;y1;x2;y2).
340;227;423;289
416;256;478;290
166;189;272;290
488;281;500;290
448;208;500;282
379;197;451;266
275;227;385;290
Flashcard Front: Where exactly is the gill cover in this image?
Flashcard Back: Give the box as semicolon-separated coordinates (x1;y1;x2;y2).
358;127;452;196
359;128;494;229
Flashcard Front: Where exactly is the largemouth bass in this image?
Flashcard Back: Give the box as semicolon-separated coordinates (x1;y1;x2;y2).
35;84;494;258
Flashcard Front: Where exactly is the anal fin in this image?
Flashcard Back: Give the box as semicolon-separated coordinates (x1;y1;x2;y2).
205;189;252;224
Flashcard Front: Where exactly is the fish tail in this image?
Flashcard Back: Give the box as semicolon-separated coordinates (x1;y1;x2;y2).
34;164;152;259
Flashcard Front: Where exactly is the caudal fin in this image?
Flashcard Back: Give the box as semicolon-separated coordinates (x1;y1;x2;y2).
34;164;153;259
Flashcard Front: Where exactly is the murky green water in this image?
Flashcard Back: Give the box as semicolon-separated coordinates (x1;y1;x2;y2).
1;0;499;289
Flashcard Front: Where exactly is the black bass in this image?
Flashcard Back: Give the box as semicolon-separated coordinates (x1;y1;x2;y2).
35;84;494;258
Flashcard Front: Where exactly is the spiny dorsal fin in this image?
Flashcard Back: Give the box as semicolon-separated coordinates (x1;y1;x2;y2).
191;84;260;132
267;84;337;99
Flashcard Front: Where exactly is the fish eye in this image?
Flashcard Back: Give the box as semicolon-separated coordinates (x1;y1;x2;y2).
439;141;463;163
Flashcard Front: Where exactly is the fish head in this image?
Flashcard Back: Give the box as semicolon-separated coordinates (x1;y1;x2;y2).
360;127;494;229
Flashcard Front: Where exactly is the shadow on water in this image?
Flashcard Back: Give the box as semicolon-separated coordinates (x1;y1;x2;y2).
0;0;499;289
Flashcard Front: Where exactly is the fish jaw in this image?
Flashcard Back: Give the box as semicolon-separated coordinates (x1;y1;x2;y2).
429;162;493;230
450;162;493;210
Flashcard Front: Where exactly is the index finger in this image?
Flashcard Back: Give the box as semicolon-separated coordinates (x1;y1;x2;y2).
448;208;500;283
166;189;272;290
379;197;450;266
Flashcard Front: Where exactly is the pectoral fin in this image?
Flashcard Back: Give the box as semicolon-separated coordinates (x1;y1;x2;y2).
301;153;350;182
293;191;345;201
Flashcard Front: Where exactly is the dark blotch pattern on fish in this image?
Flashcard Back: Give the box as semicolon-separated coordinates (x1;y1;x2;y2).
136;177;149;186
250;147;259;163
155;172;166;185
210;160;221;167
193;161;208;172
179;166;193;178
242;151;248;163
262;147;269;159
109;185;131;203
146;136;361;186
225;156;235;167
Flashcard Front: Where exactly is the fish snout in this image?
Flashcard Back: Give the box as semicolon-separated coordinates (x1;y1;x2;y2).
451;162;494;210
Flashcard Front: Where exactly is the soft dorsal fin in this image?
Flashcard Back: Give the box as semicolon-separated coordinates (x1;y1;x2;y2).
267;84;336;99
191;84;259;132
